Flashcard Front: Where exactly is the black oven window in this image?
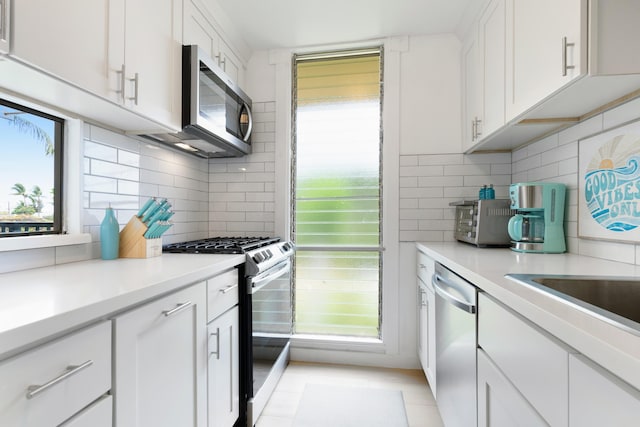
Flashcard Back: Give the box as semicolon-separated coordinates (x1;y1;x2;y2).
292;48;383;339
0;99;63;237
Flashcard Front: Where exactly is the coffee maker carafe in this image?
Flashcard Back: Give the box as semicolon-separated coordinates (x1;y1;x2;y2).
508;182;566;253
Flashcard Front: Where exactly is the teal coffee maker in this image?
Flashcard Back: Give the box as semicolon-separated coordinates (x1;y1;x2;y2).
507;182;566;253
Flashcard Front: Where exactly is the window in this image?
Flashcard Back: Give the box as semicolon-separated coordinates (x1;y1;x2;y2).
292;49;383;338
0;99;63;237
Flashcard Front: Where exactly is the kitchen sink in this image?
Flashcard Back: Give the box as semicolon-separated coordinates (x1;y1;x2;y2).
505;274;640;336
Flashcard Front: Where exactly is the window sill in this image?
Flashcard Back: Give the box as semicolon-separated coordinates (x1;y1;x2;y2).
0;234;92;252
291;334;386;354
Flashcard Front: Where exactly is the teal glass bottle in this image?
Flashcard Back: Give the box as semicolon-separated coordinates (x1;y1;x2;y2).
100;207;120;260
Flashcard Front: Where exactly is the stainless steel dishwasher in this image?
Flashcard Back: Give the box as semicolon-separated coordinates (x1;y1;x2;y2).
433;262;478;427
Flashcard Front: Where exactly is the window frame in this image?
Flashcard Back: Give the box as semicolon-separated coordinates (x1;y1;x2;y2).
290;47;385;339
0;97;64;238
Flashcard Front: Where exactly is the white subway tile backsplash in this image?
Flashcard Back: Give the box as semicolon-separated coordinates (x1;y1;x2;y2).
418;154;464;165
558;115;603;145
526;133;558;156
400;155;418;166
602;98;640;130
85;141;118;161
444;164;491;176
91;159;139;181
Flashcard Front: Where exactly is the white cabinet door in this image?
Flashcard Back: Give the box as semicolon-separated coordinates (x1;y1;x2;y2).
108;0;182;129
569;354;640;427
478;0;506;139
478;293;574;427
113;283;207;427
0;322;111;427
208;306;240;427
183;0;221;62
11;0;111;98
219;40;242;84
477;349;547;427
417;281;429;374
418;278;437;395
417;250;436;395
0;0;10;54
461;24;480;150
505;0;586;120
183;0;244;86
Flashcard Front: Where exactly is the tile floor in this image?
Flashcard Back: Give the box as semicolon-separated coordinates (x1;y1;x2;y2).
255;361;444;427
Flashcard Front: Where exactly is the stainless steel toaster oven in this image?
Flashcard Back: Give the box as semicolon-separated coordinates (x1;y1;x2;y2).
451;199;513;247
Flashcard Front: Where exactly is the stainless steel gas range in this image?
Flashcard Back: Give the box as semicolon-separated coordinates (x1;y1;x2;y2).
163;237;294;427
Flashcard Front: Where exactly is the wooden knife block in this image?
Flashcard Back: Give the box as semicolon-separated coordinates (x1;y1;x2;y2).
119;216;162;258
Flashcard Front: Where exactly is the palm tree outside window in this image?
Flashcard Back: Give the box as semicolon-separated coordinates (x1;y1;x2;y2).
0;99;63;236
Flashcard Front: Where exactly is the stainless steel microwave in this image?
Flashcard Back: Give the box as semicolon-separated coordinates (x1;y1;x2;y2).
141;45;253;158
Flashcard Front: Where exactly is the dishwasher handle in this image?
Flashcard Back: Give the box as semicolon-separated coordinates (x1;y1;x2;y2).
432;274;476;314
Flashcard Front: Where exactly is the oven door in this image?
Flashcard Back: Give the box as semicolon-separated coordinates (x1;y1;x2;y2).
247;258;292;426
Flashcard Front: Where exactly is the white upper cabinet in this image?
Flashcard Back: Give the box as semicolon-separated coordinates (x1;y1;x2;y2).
478;0;506;139
12;0;111;99
461;23;480;150
0;0;9;54
462;0;505;150
109;0;183;130
9;0;182;133
464;0;640;152
183;0;245;85
505;0;585;121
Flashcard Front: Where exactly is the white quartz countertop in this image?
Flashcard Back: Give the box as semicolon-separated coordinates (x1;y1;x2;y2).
0;253;245;360
417;242;640;390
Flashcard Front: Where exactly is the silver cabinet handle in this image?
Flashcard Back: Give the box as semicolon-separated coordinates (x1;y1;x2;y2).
475;118;482;137
562;36;575;76
0;0;7;43
210;327;220;360
128;72;139;105
26;360;94;399
471;119;477;141
219;284;238;294
117;64;126;103
163;301;192;317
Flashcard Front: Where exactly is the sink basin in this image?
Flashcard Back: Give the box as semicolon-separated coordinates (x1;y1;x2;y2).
505;274;640;336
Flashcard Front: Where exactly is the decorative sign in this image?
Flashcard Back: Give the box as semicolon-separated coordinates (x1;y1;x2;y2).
579;121;640;242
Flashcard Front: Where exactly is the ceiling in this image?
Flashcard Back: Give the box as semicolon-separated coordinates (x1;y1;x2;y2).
214;0;481;51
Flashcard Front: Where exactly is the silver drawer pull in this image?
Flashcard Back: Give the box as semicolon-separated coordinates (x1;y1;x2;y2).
218;284;238;294
26;360;94;399
210;328;220;360
163;301;192;317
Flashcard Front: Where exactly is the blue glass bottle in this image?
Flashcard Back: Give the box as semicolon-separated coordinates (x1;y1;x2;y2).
486;184;495;199
100;207;120;260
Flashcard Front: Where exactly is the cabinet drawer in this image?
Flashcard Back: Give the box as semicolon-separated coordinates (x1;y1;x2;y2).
60;394;112;427
417;250;435;286
208;268;239;321
0;321;111;427
478;293;575;427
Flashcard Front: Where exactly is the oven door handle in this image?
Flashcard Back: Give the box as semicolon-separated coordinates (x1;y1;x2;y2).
250;259;291;294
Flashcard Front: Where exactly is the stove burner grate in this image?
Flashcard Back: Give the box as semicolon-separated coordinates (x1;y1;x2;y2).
163;236;281;254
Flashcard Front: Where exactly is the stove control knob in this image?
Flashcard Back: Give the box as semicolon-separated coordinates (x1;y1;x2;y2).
253;253;264;263
264;249;273;259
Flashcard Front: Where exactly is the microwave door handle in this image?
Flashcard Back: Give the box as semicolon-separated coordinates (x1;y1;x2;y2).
241;102;253;142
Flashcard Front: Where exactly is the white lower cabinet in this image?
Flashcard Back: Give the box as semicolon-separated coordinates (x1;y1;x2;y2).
208;306;240;427
478;293;575;426
113;283;207;427
206;269;240;427
417;250;436;395
477;349;547;427
59;394;113;427
0;321;111;427
569;354;640;427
